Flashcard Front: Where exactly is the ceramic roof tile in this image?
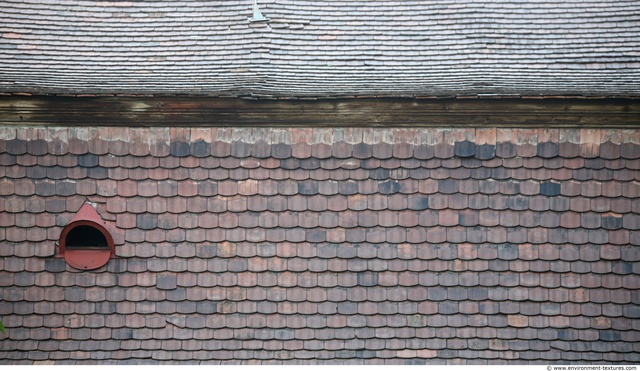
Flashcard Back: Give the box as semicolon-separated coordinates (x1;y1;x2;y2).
1;127;639;363
12;3;639;96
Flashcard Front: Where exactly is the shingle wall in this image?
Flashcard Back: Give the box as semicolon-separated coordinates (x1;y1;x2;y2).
0;127;639;364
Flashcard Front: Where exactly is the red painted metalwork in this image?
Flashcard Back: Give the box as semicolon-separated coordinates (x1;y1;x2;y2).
58;203;115;270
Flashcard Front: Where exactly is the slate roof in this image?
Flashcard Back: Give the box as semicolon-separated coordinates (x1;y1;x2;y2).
0;127;639;364
1;0;640;97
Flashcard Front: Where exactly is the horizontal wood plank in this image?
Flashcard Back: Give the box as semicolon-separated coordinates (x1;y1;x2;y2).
0;96;638;127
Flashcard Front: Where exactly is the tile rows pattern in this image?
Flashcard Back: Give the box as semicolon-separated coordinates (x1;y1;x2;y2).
1;0;640;97
0;127;639;364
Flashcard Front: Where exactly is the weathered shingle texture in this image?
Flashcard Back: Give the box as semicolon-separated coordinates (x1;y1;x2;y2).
1;0;639;97
0;127;639;364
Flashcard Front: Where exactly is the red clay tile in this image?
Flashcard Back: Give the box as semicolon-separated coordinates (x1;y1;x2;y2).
524;227;545;244
346;142;370;160
363;211;391;229
232;179;258;196
458;179;479;195
392;142;413;159
212;180;238;197
567;229;589;245
496;210;517;227
598;140;620;160
604;158;627;171
530;168;552;181
621;142;640;159
449;194;468;210
7;128;640;362
209;140;230;157
544;158;565;172
387;227;407;244
464;195;486;212
581;181;602;197
271;143;292;160
140;156;160;169
597;183;623;201
536;141;559;158
613;169;637;182
227;167;249;181
580;129;601;158
288;141;311;160
499;158;520;171
495;138;517;160
330;141;351;159
433;141;454;159
310;143;331;159
412;144;434;160
417;179;438;194
123;167;146;181
523;157;543;170
621;181;640;198
0;178;15;196
502;227;525;244
514;211;538;228
358;196;386;214
228;140;253;159
370;142;391;160
395;211;418;229
218;157;242;172
247;140;268;159
520;197;546;214
578;213;600;229
530;217;555;237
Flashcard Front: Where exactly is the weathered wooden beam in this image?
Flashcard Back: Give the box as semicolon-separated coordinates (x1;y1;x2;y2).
0;96;638;127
